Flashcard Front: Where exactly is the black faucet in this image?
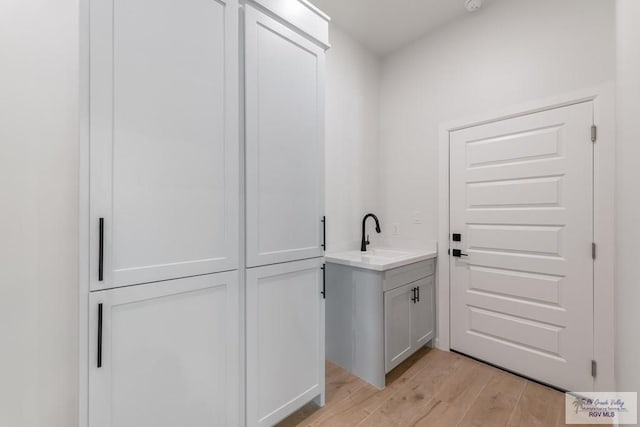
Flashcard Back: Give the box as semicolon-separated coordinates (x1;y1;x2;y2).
361;213;381;252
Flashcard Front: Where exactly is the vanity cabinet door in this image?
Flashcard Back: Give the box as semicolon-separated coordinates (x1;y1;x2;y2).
246;258;325;426
412;276;436;349
244;5;325;268
89;272;240;427
384;283;415;373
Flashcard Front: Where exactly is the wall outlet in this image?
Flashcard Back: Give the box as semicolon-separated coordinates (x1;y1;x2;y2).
392;223;400;235
413;211;423;224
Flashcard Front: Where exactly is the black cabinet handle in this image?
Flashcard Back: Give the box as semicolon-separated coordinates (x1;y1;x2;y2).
417;286;420;302
321;216;326;251
411;287;417;303
98;218;104;281
97;303;103;368
321;264;326;299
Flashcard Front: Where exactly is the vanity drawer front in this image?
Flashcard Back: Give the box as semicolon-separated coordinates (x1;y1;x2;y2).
383;259;435;292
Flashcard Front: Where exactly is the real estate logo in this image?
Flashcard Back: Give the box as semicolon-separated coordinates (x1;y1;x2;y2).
565;392;637;424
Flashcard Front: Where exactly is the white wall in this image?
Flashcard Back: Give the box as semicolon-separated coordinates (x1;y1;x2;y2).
378;0;615;248
325;27;382;251
615;0;640;401
0;1;79;426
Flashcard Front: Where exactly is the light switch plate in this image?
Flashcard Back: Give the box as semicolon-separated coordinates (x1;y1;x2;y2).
392;223;400;235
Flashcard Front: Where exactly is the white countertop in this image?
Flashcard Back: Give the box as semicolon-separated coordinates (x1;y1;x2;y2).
325;248;437;272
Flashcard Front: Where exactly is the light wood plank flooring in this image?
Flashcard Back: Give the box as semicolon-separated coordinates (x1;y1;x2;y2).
277;348;592;427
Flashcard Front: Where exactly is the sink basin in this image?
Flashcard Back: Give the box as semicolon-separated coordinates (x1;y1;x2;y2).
325;248;437;271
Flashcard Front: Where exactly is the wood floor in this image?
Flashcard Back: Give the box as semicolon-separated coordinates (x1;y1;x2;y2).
277;348;590;427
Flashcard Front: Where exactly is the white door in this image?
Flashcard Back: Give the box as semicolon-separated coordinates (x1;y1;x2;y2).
450;102;594;391
384;283;414;373
246;259;325;427
412;276;435;349
89;0;239;290
244;5;325;268
89;271;239;427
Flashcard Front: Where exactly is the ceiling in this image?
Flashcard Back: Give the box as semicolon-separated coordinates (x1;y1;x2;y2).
310;0;494;56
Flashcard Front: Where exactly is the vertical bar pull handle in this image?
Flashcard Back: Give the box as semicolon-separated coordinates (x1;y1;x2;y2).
321;264;326;299
97;303;103;368
321;216;326;251
417;286;420;302
98;218;104;282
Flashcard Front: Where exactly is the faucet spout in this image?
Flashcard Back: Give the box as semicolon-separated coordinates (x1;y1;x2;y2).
361;213;381;252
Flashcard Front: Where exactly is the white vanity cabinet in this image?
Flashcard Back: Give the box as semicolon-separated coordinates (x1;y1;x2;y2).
326;256;436;389
89;0;240;291
385;276;435;372
88;272;240;427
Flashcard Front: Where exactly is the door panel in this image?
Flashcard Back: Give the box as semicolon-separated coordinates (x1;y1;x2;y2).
384;283;414;373
246;258;325;427
245;5;325;267
89;0;239;290
89;272;239;427
412;276;435;349
450;102;594;391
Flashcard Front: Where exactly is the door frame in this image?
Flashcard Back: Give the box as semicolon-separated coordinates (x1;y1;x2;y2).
436;83;615;391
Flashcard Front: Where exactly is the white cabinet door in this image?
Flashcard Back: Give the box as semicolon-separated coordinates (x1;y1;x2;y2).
246;259;325;426
244;5;325;268
89;0;239;290
384;283;414;373
412;276;435;349
88;272;240;427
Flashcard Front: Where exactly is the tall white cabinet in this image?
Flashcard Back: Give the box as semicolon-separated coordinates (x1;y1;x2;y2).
244;1;329;425
84;0;329;425
86;0;242;425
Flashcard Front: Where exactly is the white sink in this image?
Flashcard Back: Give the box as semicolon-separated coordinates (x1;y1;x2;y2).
325;247;437;271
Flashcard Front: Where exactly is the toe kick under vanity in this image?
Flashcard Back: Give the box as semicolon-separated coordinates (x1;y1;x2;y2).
325;249;437;389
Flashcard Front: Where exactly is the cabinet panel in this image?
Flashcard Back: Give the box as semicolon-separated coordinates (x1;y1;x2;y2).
245;5;325;267
246;258;325;426
384;283;414;373
89;272;240;427
412;276;435;348
89;0;239;290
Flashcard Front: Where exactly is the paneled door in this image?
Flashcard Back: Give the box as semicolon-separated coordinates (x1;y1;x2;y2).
88;271;239;427
384;283;414;373
412;276;435;349
244;5;325;268
246;258;325;426
450;102;594;391
89;0;239;290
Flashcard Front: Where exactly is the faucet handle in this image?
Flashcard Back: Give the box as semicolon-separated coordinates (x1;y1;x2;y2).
366;234;370;244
